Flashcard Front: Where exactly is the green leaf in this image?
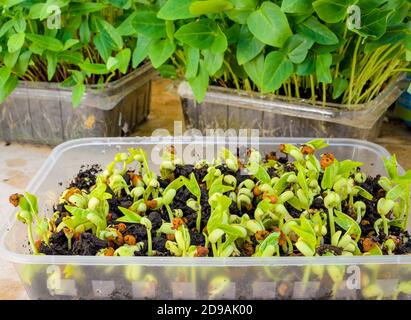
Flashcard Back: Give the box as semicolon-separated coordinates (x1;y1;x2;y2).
79;19;91;43
203;50;224;76
313;0;350;23
321;161;338;190
46;52;57;81
132;35;152;68
0;20;15;38
7;32;25;53
149;38;176;68
338;160;363;176
107;57;119;71
0;67;11;87
305;139;329;150
79;63;109;75
247;1;292;48
63;39;79;51
352;8;389;39
188;60;209;102
386;185;405;201
94;33;112;62
219;225;247;239
166;20;175;40
4;50;20;68
262;51;293;93
186;172;201;199
296;53;315;76
284;34;314;64
290;224;316;249
281;0;313;13
296;16;339;45
243;53;264;89
209;176;234;196
189;0;233;15
226;0;257;24
116;48;131;74
184;46;200;79
116;11;137;35
253;165;271;184
14;50;31;76
274;172;294;194
210;26;227;54
365;245;383;256
116;207;141;223
71;83;86;108
332;77;348;99
159;65;177;79
334;210;361;237
174;19;217;49
383;155;399;180
259;232;280;252
25;34;63;52
96;18;123;50
158;0;196;20
236;25;264;65
164;176;185;195
316;52;333;84
28;3;48;20
0;75;18;103
132;11;166;40
71;2;108;15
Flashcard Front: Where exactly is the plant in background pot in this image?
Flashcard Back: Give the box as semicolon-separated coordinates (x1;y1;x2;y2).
133;0;410;138
0;0;157;145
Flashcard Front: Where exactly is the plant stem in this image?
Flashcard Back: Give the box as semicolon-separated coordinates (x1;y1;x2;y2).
166;204;174;222
27;223;38;254
322;82;326;105
382;216;389;235
334;25;348;79
328;208;336;237
348;36;362;105
196;207;202;233
147;227;152;256
293;75;300;98
310;75;316;103
223;61;240;90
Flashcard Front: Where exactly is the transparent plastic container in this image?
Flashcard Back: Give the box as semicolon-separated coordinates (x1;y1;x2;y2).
0;63;157;145
1;136;410;300
179;75;407;139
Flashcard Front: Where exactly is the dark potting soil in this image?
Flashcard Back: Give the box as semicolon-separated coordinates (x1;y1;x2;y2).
69;164;101;192
35;153;411;259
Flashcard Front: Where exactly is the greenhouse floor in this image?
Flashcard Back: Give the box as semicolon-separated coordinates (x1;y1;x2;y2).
0;79;410;299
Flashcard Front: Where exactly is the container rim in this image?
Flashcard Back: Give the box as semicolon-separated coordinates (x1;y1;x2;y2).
178;73;407;112
1;136;410;266
13;62;155;92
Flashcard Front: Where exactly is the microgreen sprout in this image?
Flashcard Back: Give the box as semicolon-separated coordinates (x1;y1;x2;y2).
16;139;411;266
10;192;44;254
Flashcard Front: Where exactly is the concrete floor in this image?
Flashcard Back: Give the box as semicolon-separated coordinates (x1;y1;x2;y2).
0;79;410;299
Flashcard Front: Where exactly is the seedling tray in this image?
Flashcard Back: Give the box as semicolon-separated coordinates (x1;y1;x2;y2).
179;75;407;140
1;137;410;300
0;63;156;145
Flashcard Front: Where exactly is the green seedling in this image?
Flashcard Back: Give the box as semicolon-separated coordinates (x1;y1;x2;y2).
11;192;46;254
116;206;154;256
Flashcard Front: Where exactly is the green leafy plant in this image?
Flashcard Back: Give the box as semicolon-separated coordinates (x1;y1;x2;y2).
0;0;150;107
132;0;409;104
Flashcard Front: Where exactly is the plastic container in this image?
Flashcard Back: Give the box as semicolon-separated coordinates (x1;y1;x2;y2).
394;75;411;127
0;63;156;145
1;136;410;300
179;75;407;139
